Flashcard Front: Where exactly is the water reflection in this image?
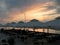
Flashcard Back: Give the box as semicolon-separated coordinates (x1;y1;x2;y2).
0;27;59;34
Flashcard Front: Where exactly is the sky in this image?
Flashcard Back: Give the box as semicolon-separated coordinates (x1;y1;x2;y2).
0;0;60;24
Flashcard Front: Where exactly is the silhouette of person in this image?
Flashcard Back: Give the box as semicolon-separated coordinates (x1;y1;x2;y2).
2;40;6;43
1;28;4;33
8;37;15;45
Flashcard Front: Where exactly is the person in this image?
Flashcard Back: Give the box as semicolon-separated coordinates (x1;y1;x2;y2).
41;42;44;45
2;40;6;43
33;41;39;45
2;43;9;45
7;37;15;45
0;28;4;33
1;40;8;45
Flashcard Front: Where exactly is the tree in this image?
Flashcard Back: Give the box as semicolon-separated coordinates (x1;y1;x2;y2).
56;17;60;20
30;19;39;22
18;21;24;24
10;22;16;24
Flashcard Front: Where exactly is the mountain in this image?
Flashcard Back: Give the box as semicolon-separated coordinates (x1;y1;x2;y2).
1;17;60;30
5;22;17;27
45;17;60;30
26;19;44;28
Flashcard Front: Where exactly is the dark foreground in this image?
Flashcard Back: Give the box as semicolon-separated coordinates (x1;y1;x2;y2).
0;28;60;45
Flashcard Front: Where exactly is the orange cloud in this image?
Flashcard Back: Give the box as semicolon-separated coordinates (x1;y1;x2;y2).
6;1;56;22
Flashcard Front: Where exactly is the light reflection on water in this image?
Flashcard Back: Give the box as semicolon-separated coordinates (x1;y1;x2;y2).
0;27;60;34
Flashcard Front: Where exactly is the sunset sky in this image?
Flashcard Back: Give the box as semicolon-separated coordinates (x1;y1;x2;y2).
0;0;60;24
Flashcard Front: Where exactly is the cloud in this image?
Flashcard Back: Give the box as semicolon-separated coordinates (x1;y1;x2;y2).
55;0;60;14
56;0;60;5
0;0;59;24
5;0;41;9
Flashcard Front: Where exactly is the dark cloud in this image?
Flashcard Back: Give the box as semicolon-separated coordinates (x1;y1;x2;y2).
0;0;58;24
0;0;54;12
0;0;49;15
5;0;49;9
55;0;60;14
56;7;60;14
5;0;38;9
56;0;60;5
47;6;55;10
4;0;41;13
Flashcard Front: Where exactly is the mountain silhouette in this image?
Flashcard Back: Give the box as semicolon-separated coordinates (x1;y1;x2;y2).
0;17;60;30
45;17;60;30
